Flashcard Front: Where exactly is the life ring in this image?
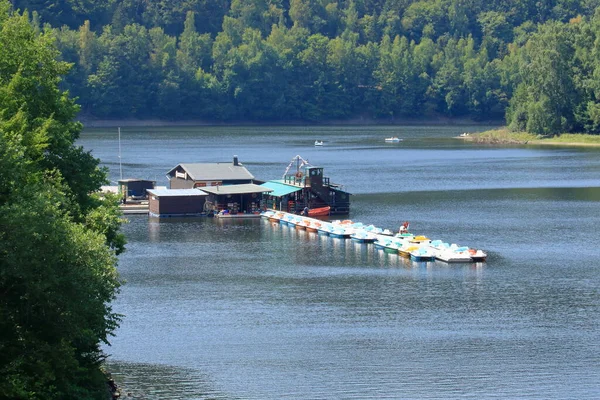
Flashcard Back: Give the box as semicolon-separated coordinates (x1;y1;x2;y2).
295;171;303;178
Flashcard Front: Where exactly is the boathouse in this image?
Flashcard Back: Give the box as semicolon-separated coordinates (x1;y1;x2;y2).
199;184;273;215
261;156;351;215
166;156;254;189
147;188;208;217
118;179;156;200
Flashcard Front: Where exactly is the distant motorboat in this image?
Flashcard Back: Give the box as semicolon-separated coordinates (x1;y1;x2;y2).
314;140;324;146
384;137;402;143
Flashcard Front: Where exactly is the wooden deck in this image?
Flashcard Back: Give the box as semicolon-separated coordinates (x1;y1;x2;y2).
119;202;149;215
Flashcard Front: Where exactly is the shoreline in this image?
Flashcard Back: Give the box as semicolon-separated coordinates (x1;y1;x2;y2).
456;129;600;148
78;116;503;128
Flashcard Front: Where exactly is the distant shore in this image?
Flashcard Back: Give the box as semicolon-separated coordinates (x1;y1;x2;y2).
457;128;600;147
78;115;503;128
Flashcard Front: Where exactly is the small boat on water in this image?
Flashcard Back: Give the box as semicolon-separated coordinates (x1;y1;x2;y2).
317;222;333;236
314;140;324;146
261;210;275;219
281;214;296;226
399;245;418;258
295;219;309;230
433;247;472;263
468;248;487;262
384;137;402;143
430;241;484;263
362;224;383;234
304;219;319;233
410;247;435;262
374;236;403;254
267;212;284;222
350;230;378;243
326;224;354;238
307;206;330;217
409;235;431;245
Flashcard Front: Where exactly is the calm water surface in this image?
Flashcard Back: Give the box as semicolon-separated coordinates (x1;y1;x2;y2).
79;126;600;399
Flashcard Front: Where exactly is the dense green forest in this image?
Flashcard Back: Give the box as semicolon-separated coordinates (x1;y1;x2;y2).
10;0;600;134
0;1;125;398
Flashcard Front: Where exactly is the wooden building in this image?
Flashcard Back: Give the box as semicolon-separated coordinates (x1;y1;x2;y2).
147;189;208;217
166;156;254;189
118;179;156;200
261;156;351;215
199;184;273;215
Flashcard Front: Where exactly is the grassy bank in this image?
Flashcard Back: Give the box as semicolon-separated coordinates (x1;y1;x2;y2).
460;128;600;147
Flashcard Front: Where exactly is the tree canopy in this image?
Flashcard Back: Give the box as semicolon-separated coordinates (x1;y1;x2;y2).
0;1;124;398
10;0;600;133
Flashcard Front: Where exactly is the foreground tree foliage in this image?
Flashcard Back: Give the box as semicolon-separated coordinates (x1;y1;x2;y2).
9;0;600;133
0;2;124;398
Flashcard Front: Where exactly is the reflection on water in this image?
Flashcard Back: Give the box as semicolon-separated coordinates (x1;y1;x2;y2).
105;361;230;400
79;126;600;399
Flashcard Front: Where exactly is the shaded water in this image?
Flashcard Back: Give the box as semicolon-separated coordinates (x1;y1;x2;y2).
80;126;600;399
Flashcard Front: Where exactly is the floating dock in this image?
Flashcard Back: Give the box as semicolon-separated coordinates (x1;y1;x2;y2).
120;202;149;215
215;212;261;218
261;210;487;264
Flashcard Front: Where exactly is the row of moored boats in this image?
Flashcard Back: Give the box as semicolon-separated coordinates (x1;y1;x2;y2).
262;210;487;263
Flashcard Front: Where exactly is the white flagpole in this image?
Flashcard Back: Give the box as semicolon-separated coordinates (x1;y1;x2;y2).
118;127;123;180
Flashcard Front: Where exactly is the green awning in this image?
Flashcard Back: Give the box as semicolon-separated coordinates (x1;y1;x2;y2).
261;181;302;197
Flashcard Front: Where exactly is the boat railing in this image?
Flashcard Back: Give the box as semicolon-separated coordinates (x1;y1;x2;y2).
283;175;305;186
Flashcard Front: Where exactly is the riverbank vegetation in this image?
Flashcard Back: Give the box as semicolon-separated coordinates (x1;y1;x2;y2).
6;0;600;135
461;129;537;144
465;128;600;146
0;2;125;398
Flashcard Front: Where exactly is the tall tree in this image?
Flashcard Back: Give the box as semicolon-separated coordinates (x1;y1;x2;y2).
0;2;124;399
506;22;579;133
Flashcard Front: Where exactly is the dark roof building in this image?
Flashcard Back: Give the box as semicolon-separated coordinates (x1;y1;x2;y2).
166;156;254;189
147;188;208;217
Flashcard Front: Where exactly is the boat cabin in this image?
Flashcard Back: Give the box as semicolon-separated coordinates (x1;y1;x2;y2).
261;156;351;215
166;156;254;189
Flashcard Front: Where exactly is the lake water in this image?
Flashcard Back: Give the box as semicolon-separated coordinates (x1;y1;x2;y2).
79;125;600;399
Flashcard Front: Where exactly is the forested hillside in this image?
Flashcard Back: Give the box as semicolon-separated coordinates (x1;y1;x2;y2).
11;0;600;134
